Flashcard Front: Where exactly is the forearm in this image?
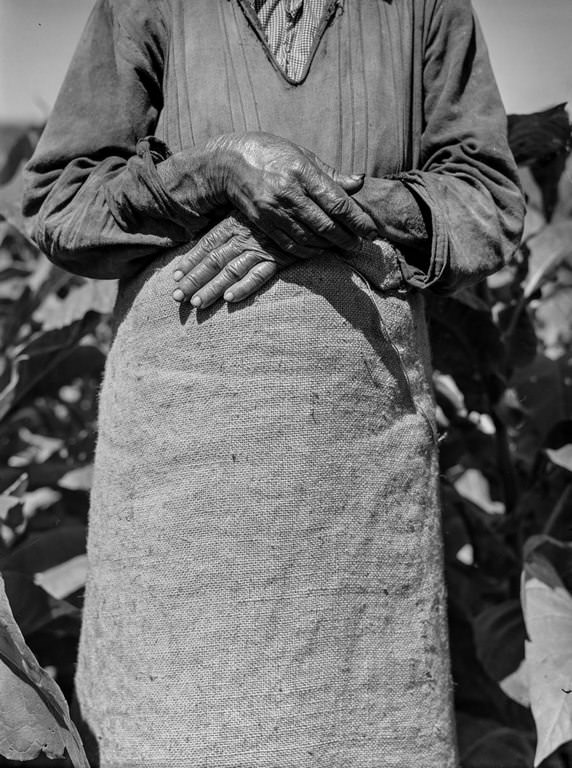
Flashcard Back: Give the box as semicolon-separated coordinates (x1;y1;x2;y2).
351;0;525;296
351;176;433;287
25;128;375;280
405;0;525;294
24;141;218;280
353;167;523;296
22;0;185;280
352;177;429;249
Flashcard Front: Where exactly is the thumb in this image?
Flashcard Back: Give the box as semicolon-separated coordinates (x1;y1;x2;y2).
336;172;366;193
312;155;365;192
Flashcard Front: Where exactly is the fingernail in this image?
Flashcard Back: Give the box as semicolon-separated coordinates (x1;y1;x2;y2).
351;173;365;181
173;270;184;281
224;291;234;302
172;288;184;302
191;295;202;307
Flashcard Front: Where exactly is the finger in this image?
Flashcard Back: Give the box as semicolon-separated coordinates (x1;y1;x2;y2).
191;251;263;309
258;221;324;259
235;199;325;259
309;155;365;193
172;238;246;301
224;261;281;303
265;211;333;251
336;175;365;193
305;175;378;240
284;194;366;251
172;220;237;281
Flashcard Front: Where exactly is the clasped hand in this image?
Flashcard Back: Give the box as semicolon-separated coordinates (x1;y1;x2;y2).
172;212;297;308
206;132;376;255
172;133;375;307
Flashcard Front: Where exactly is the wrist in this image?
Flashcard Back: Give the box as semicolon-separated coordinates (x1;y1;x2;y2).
157;144;227;213
205;133;254;204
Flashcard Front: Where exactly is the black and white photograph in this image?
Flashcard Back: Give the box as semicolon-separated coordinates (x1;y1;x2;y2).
1;1;572;766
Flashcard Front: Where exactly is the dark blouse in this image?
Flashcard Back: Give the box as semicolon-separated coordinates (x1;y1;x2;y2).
22;0;525;292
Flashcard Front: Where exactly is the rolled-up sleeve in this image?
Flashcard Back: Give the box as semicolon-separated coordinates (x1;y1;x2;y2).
22;0;206;279
357;0;525;294
406;0;525;291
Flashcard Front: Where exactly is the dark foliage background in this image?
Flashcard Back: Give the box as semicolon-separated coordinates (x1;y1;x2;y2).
1;106;572;766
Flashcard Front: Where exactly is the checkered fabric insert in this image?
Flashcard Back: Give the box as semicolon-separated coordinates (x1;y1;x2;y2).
250;0;336;82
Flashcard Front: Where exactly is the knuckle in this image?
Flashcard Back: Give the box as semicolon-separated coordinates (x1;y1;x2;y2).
246;270;265;288
209;250;227;271
201;231;219;249
274;181;296;203
281;240;298;255
252;270;271;287
178;251;197;270
223;261;243;281
328;196;351;216
235;231;250;247
253;191;278;212
289;155;306;173
251;263;275;285
179;275;199;294
314;218;335;235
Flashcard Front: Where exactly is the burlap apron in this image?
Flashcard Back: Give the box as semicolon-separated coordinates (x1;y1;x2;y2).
76;241;457;767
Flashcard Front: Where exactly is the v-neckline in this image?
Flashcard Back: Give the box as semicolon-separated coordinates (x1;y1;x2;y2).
234;0;342;86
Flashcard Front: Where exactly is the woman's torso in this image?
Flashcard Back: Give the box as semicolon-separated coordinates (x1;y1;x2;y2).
155;0;426;176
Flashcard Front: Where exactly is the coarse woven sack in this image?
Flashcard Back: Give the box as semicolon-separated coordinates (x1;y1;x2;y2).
76;239;458;767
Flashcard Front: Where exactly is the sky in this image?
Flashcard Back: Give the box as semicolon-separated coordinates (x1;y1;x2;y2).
1;0;572;123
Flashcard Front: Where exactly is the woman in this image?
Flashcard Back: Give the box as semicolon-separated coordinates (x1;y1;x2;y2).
23;1;524;766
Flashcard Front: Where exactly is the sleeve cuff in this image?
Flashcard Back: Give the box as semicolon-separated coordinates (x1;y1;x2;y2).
105;136;210;236
388;173;449;291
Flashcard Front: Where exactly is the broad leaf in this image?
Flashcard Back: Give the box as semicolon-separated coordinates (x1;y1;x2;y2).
433;371;468;420
1;570;79;636
441;483;518;582
500;660;530;709
546;445;572;472
524;220;572;300
496;302;538;370
0;494;24;528
58;465;94;492
0;277;115;423
461;724;535;768
441;490;474;566
511;352;572;465
428;294;505;414
1;526;86;631
34;555;88;601
508;104;571;168
534;282;572;358
32;279;116;331
0;574;89;766
0;461;89;492
473;600;526;684
11;427;65;465
0;126;41;186
0;525;87;577
523;536;572;766
0;474;28;547
23;345;105;402
531;151;569;222
0;318;100;422
453;468;506;515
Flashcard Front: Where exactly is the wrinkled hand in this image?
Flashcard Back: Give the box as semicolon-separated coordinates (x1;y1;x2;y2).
206;132;377;256
172;212;302;309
